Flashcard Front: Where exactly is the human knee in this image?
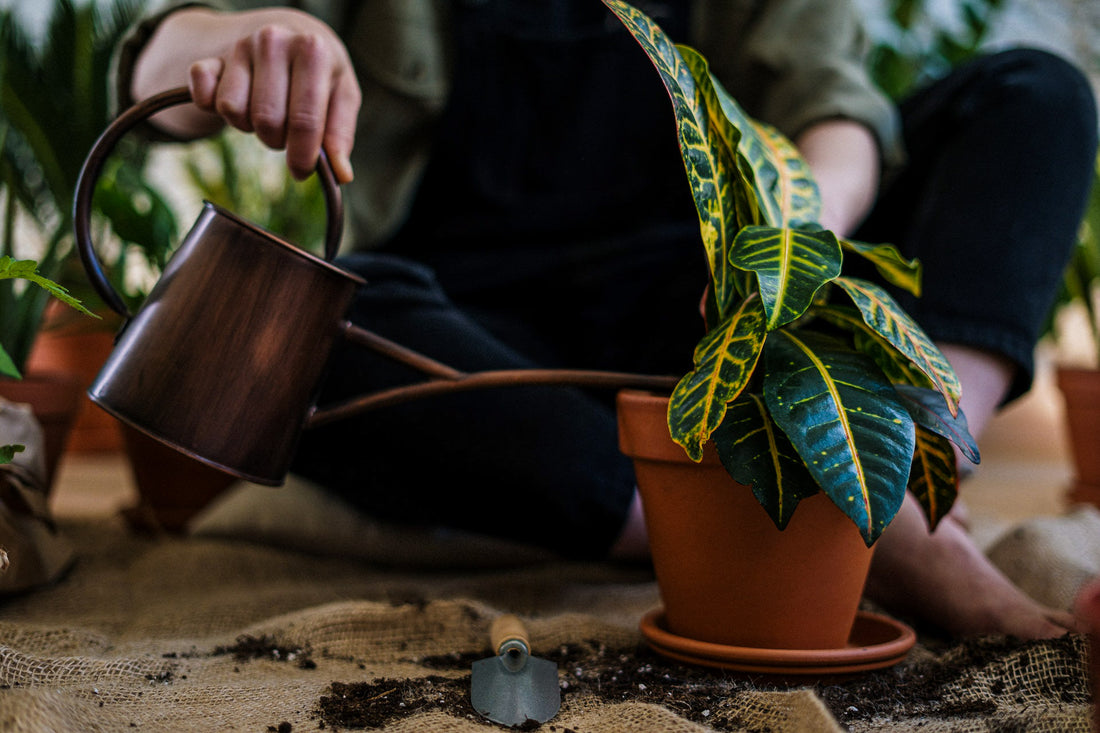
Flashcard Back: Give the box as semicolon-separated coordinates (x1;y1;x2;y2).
980;48;1097;139
337;252;450;309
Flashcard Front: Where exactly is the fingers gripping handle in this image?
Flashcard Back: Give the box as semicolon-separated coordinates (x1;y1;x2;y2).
73;86;344;319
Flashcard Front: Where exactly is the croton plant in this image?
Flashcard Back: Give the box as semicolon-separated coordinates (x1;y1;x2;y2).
605;1;979;546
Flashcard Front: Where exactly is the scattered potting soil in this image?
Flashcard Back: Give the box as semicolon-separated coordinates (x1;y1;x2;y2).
318;676;474;728
312;634;1088;731
212;634;318;670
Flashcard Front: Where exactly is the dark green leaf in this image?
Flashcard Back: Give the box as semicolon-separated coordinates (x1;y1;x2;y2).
668;295;767;460
813;305;937;389
834;277;962;415
730;226;842;330
894;383;980;464
713;393;819;529
764;330;914;545
908;428;959;530
603;1;757;316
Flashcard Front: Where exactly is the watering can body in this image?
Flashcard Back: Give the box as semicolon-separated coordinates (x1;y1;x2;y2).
75;87;352;485
88;202;362;485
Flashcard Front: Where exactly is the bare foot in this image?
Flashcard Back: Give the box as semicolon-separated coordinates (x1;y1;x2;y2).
865;495;1081;639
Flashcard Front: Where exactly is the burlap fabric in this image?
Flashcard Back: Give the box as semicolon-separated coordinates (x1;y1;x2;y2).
0;480;1094;731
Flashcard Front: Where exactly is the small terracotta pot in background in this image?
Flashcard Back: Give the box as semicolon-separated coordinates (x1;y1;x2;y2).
27;319;122;453
1056;367;1100;506
616;389;874;651
119;424;237;532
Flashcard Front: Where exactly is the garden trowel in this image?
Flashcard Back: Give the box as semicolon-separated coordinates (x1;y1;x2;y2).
471;614;560;726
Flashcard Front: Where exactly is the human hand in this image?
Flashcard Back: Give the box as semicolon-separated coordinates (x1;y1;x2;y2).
187;10;361;183
136;7;361;183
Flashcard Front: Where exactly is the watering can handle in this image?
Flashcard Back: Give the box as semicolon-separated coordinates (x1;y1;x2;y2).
73;86;344;319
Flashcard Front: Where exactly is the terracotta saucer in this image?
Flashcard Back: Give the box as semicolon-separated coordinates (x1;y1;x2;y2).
639;608;916;676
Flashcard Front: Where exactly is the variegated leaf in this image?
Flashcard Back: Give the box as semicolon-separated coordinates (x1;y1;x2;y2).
834;277;962;416
841;238;923;297
764;330;914;545
679;48;821;231
603;1;753;315
730;226;842;330
894;384;980;464
669;295;768;461
813;306;937;389
712;393;819;529
908;428;959;530
748;120;822;229
677;47;761;237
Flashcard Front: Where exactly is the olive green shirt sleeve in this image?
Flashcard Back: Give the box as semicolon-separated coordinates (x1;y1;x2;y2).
694;0;905;172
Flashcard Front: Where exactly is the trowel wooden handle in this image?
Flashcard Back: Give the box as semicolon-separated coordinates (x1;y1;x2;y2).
491;614;530;654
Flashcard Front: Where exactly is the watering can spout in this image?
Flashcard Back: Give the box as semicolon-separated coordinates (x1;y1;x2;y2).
75;86;680;487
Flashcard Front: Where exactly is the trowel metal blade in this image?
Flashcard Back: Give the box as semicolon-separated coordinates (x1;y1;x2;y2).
470;653;560;726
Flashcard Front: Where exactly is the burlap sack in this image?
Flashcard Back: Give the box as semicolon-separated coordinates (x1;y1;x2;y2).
0;398;74;594
0;513;1090;731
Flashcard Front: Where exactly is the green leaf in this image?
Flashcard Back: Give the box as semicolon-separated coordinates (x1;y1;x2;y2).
834;277;962;415
689;60;821;230
0;443;24;464
95;160;178;273
745;120;822;229
712;393;819;529
894;384;980;464
603;1;757;316
841;238;923;297
0;343;19;378
668;295;767;461
0;256;97;317
814;305;936;389
907;428;959;530
730;226;842;330
764;330;914;545
676;47;762;233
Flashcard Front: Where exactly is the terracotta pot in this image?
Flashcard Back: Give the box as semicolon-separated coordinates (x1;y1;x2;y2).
1055;367;1100;504
0;371;82;491
120;423;237;532
27;320;123;453
616;389;874;651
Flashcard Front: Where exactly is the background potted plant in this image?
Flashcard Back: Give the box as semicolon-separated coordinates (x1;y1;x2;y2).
606;1;978;660
0;256;93;475
0;0;178;467
1048;155;1100;504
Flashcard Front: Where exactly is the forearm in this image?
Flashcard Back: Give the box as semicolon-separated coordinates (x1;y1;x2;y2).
795;119;880;237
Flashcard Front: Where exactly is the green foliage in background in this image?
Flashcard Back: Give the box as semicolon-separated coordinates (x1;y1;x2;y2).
863;0;1006;99
182;130;328;255
0;0;177;370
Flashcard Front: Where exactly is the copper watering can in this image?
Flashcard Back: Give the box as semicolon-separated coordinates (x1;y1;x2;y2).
74;87;678;486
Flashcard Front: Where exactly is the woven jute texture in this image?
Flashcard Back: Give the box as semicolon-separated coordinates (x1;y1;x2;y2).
0;507;1093;731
